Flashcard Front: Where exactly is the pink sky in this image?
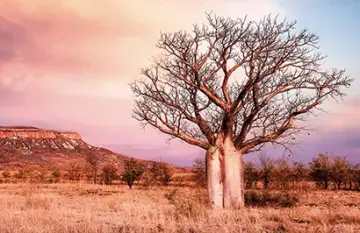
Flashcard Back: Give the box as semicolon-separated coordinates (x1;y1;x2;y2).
0;0;359;165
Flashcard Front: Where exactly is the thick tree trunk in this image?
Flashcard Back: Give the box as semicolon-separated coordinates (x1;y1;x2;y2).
206;134;245;209
206;146;224;209
223;137;244;209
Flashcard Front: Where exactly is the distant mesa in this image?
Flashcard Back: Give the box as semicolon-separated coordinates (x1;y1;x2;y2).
0;126;82;140
0;125;183;172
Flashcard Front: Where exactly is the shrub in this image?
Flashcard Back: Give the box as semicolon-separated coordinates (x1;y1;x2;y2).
140;167;156;188
244;190;299;208
258;153;275;189
309;154;331;189
150;161;174;186
14;165;47;183
120;158;144;189
290;161;305;187
2;169;11;179
67;163;83;182
102;164;118;185
244;161;259;189
349;164;360;190
86;149;100;184
14;168;26;181
51;168;61;183
273;157;292;189
330;156;349;190
193;158;206;188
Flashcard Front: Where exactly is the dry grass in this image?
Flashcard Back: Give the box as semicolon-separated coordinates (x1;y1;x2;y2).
0;183;359;233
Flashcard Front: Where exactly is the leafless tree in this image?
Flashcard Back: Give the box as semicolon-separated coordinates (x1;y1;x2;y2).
130;13;352;209
258;152;275;189
86;148;100;184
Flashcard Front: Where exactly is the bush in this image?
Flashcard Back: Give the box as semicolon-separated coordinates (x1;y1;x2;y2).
14;168;26;180
51;168;61;183
150;161;174;186
309;154;331;189
193;158;206;188
309;154;351;190
330;156;349;190
350;164;360;190
290;161;305;187
244;161;259;189
120;158;143;189
102;164;118;185
67;163;83;182
245;190;299;208
86;149;100;184
273;157;292;189
2;170;11;179
258;153;275;189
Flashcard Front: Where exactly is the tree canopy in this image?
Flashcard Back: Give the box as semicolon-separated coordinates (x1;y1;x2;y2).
131;13;352;154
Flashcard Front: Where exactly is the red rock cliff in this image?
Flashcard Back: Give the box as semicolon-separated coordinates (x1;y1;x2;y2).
0;126;82;140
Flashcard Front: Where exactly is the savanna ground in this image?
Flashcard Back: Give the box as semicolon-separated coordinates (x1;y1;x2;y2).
0;183;359;233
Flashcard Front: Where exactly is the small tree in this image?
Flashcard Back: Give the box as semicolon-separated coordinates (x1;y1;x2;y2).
309;154;331;189
348;164;360;190
330;156;349;190
141;166;156;187
120;158;144;189
51;168;61;183
67;163;83;182
102;164;118;185
2;169;11;179
244;161;259;189
258;153;275;189
290;161;305;187
193;158;206;187
21;165;47;183
14;168;26;181
352;164;360;191
150;161;174;186
86;148;100;184
273;157;292;189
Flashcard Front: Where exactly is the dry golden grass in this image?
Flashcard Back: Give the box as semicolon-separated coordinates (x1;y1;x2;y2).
0;183;359;233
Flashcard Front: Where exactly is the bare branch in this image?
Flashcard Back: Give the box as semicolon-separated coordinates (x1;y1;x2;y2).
130;13;353;155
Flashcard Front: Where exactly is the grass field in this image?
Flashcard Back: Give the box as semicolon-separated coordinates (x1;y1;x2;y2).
0;183;359;233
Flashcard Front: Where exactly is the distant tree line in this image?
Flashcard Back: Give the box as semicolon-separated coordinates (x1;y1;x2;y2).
1;153;359;192
192;153;360;191
0;156;175;189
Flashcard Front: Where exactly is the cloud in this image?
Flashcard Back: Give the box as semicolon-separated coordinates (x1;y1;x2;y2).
0;0;285;77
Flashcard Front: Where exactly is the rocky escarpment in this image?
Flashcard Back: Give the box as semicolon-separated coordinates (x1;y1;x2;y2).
0;126;183;173
0;126;91;151
0;126;115;169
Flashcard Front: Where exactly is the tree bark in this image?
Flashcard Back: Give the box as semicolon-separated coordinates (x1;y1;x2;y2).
206;145;224;209
223;137;244;209
206;134;245;209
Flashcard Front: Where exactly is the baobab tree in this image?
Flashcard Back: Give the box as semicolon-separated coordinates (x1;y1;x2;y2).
130;14;352;209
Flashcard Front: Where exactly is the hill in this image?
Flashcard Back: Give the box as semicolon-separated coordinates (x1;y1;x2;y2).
0;126;184;172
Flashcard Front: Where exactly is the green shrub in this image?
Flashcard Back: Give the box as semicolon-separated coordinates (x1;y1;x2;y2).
120;158;144;188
